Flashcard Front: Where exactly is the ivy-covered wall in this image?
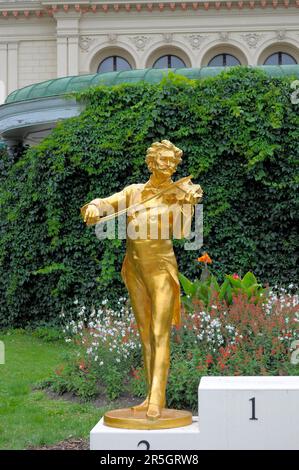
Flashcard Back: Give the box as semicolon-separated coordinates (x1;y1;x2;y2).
0;67;298;327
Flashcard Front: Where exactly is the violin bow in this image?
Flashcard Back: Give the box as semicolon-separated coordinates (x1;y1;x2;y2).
83;174;193;226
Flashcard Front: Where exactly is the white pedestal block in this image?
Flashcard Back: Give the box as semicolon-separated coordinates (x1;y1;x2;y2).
198;376;299;450
90;376;299;450
90;417;200;450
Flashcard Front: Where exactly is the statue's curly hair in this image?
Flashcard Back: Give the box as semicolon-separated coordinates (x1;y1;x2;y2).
145;140;183;171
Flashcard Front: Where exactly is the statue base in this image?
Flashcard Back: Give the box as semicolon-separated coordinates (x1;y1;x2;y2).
104;407;192;430
91;377;299;450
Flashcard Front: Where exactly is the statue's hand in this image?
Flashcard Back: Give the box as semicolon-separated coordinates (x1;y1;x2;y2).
182;184;203;205
83;204;100;223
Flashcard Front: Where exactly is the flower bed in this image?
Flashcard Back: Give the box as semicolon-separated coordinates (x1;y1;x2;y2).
41;285;299;410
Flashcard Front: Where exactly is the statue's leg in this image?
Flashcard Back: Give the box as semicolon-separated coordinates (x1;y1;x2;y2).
146;271;174;420
124;264;152;411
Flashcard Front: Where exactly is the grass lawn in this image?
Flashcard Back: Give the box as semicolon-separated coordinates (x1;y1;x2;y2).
0;330;105;450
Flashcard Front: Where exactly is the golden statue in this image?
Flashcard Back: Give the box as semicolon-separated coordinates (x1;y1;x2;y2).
81;140;203;429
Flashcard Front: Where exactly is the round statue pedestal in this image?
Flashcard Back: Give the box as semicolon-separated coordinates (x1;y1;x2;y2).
104;408;192;430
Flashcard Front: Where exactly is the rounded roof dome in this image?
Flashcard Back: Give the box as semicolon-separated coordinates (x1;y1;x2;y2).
5;65;299;104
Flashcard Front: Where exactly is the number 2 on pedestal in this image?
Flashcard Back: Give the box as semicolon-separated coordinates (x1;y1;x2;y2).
249;397;258;420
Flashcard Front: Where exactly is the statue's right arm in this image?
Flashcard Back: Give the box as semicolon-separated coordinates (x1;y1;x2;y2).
80;186;131;226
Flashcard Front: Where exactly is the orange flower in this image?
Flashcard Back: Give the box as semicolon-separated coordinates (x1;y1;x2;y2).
197;252;212;264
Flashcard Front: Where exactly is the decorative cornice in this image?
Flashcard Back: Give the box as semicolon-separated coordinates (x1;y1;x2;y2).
0;1;299;17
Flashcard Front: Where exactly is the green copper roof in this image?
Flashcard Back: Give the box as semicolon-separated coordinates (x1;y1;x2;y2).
5;65;299;104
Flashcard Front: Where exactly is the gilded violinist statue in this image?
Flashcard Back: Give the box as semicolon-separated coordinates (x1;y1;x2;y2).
81;140;203;429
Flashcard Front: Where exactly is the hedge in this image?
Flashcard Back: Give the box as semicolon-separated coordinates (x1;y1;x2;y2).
0;67;298;327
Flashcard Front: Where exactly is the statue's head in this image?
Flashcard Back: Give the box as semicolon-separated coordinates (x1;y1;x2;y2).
145;140;183;177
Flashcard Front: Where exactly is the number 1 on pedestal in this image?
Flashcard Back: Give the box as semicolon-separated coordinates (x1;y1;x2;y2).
249;397;258;421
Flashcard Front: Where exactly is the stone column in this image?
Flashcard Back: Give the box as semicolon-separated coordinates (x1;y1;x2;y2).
0;43;8;104
68;36;79;76
7;42;18;94
57;37;68;77
54;12;81;78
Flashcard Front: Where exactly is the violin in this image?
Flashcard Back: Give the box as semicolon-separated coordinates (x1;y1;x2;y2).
161;176;203;205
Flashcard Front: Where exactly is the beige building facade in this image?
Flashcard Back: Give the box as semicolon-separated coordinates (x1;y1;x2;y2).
0;0;299;103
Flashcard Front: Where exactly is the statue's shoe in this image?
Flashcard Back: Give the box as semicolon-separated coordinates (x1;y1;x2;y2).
131;397;149;412
146;403;161;420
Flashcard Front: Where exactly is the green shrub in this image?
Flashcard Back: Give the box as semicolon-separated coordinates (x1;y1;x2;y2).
0;67;298;327
104;367;125;401
31;326;65;342
179;270;266;309
37;361;99;401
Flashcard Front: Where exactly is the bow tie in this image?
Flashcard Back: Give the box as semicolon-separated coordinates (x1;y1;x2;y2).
143;179;173;194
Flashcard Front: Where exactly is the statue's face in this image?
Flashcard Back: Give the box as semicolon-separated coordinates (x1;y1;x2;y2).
153;149;177;177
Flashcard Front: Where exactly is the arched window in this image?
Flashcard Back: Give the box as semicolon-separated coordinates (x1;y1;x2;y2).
153;55;186;69
208;53;241;67
97;56;132;73
264;52;297;65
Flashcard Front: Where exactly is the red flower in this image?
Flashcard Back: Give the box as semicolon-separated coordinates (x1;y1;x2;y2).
232;273;240;279
131;367;140;380
205;354;213;366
